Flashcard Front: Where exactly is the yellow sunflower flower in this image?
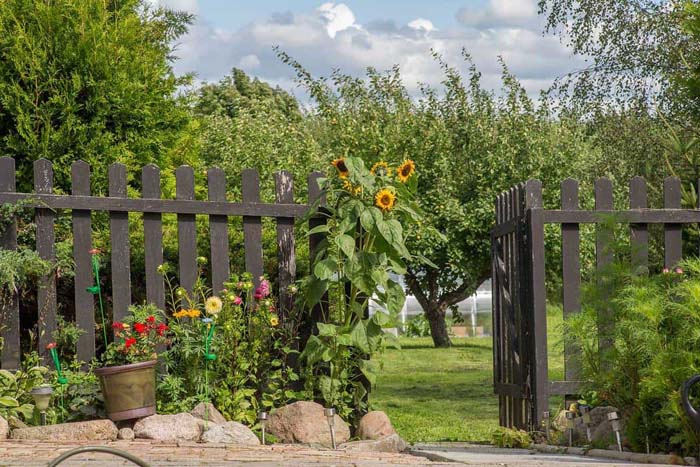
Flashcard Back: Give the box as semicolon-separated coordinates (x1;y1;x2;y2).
205;296;223;316
370;161;391;177
396;159;416;183
342;180;362;196
375;188;396;212
331;158;349;179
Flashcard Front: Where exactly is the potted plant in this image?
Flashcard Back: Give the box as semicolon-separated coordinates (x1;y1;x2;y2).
95;304;169;421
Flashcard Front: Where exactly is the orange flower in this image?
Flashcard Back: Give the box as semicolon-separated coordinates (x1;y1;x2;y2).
396;159;415;183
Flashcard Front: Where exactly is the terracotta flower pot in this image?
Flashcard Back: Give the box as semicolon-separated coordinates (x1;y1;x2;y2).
95;360;157;421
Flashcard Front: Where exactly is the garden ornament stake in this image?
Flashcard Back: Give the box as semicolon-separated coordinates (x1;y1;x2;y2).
608;411;622;452
87;249;108;346
565;410;576;447
324;407;336;449
202;317;217;429
258;410;268;445
30;385;53;426
579;404;592;442
46;343;67;415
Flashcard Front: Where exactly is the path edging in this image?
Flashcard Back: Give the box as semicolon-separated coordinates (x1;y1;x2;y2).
532;443;698;465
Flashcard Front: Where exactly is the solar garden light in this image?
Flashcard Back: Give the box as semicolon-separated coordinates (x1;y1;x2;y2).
258;410;268;445
30;385;53;426
608;411;622;452
579;404;592;442
542;410;550;443
324;407;337;449
565;410;576;447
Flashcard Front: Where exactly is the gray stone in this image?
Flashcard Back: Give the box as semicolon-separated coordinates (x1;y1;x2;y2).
11;419;118;441
553;406;624;445
0;415;8;439
268;401;350;447
340;434;407;453
190;402;227;425
201;421;260;445
133;413;201;442
357;411;396;440
118;427;135;440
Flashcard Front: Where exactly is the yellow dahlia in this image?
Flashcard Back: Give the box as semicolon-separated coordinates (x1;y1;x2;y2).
331;158;349;179
187;309;201;318
270;315;279;327
375;188;396;212
205;296;223;316
173;309;188;319
396;159;416;183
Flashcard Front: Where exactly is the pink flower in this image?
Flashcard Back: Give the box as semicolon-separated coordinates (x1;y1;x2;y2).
256;279;271;298
663;268;670;274
254;292;263;300
233;296;242;306
675;267;684;274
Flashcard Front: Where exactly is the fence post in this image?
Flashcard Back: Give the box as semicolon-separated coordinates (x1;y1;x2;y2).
34;159;57;355
561;178;581;401
594;178;614;357
72;161;95;362
142;165;165;310
525;179;547;431
0;157;20;369
109;163;131;324
208;168;230;295
242;169;263;287
630;177;649;272
275;171;296;321
664;177;682;268
176;166;197;294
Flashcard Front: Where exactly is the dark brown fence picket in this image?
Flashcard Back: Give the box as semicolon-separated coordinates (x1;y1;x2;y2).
72;161;95;362
34;159;57;353
0;157;20;369
0;158;323;369
493;175;700;431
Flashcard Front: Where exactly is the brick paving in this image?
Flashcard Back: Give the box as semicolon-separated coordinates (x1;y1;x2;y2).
0;440;455;466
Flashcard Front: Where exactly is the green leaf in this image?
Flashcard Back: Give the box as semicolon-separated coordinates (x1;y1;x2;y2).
313;258;337;280
358;359;379;386
335;234;356;258
0;396;19;408
306;224;330;236
317;322;337;337
305;277;328;305
384;279;406;314
360;208;376;231
350;321;370;353
371;310;391;326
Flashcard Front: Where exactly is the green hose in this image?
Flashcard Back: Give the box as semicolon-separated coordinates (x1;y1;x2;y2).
48;446;151;467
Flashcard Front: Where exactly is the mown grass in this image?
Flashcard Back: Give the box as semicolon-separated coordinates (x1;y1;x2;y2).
372;305;564;443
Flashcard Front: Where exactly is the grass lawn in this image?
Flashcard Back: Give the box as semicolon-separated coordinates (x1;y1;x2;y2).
372;306;564;444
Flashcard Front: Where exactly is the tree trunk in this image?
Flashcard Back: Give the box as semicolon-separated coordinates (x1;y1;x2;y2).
425;304;452;348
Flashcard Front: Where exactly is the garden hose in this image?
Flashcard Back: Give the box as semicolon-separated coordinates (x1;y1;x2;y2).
48;446;151;467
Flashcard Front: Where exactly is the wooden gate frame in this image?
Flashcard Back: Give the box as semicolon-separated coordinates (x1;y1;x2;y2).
492;176;687;432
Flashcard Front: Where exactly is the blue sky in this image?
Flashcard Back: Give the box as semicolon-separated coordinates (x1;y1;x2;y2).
153;1;583;99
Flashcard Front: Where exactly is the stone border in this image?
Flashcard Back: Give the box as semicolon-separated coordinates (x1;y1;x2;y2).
532;443;698;466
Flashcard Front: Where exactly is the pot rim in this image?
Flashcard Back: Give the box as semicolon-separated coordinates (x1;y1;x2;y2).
94;359;157;376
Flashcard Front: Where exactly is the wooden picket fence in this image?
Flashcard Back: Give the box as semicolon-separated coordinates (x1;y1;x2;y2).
0;157;325;369
491;176;688;431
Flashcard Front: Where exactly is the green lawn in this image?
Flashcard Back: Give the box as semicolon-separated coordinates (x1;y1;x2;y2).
372;306;564;443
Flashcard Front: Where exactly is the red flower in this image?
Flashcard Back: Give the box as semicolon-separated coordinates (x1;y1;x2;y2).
124;337;137;349
253;292;263;300
46;342;57;350
146;316;155;324
157;323;168;336
134;323;148;334
89;248;101;255
112;322;125;330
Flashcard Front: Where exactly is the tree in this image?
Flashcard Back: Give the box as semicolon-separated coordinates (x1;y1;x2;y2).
280;50;596;347
0;0;193;193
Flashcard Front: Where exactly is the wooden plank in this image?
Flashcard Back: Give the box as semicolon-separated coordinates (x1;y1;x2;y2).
525;179;548;429
0;157;20;369
176;166;197;294
242;169;263;286
142;165;165;310
494;383;523;398
34;159;57;354
510;186;523;429
629;177;649;272
549;381;586;395
560;178;581;392
208;168;229;295
0;192;309;218
542;209;700;224
594;177;614;360
71;161;95;362
109;163;131;323
493;194;505;426
275;170;296;320
664;177;682;268
504;189;513;428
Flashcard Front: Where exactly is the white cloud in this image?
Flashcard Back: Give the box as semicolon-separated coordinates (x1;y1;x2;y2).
147;0;198;13
168;1;583;100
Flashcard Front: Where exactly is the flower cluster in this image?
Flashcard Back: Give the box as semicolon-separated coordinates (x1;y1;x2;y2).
173;308;201;319
101;304;169;367
662;267;684;274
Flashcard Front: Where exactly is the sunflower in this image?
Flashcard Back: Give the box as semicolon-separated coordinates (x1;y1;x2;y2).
331;158;349;179
370;161;391;177
375;188;396;211
342;180;362;196
396;159;416;183
205;296;223;315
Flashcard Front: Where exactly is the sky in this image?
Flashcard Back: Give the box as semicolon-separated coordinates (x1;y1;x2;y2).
150;0;585;100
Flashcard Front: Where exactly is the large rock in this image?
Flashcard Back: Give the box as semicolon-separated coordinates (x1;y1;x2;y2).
0;415;8;439
339;434;407;453
11;420;118;441
554;406;624;445
357;411;396;440
191;402;227;425
133;413;201;442
201;421;260;445
268;401;350;447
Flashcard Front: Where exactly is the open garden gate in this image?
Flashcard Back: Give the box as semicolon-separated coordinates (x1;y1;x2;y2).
491;176;690;433
491;180;547;432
